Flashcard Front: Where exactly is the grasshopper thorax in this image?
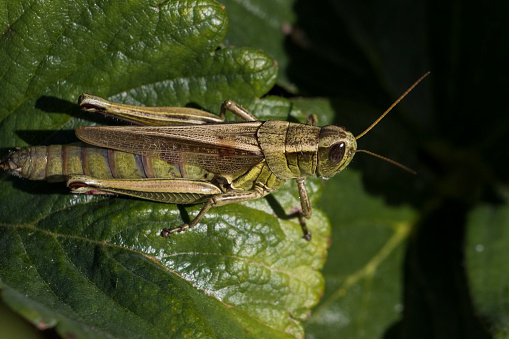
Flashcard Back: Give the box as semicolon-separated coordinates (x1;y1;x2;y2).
316;125;357;179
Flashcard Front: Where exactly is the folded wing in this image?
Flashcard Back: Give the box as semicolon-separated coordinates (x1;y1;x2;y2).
76;122;264;174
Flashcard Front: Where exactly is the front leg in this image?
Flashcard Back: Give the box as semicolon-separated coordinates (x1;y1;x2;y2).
162;183;272;237
306;114;318;126
295;178;312;241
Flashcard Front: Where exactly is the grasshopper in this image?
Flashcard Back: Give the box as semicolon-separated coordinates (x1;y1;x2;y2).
1;73;428;240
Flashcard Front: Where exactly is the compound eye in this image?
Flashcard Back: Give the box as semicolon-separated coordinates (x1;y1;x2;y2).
329;142;345;164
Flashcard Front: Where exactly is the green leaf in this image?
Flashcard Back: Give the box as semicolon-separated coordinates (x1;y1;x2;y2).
291;98;415;337
220;0;296;91
466;203;509;337
0;1;328;338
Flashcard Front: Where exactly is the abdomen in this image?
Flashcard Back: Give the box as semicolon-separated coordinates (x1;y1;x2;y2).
2;144;215;183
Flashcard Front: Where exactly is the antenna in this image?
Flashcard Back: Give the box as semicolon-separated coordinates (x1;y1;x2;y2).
353;72;430;174
355;71;430;140
355;149;416;175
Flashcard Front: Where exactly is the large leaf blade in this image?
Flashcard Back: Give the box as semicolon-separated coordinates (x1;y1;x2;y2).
0;0;328;337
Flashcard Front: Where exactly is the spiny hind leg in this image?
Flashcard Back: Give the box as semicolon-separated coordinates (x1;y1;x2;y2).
67;176;222;203
162;183;271;237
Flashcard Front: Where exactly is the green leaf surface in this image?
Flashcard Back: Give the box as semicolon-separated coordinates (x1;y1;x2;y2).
291;99;415;337
308;170;413;337
0;1;328;338
220;0;296;90
466;203;509;338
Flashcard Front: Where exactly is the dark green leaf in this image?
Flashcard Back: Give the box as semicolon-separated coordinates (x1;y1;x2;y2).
220;0;296;90
0;1;328;337
466;203;509;337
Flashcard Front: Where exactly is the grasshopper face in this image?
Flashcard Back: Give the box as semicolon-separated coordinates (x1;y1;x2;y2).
316;125;357;179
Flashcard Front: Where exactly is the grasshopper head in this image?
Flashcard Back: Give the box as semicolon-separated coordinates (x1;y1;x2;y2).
316;126;357;179
315;72;430;179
